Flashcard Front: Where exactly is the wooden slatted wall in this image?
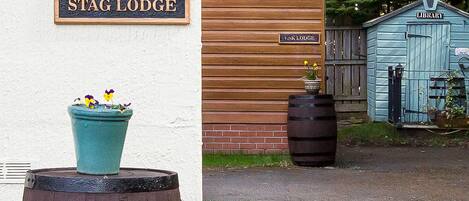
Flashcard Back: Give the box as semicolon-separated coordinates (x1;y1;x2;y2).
325;27;367;113
202;0;325;124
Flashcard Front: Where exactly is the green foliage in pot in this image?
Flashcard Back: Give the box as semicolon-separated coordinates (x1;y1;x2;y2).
303;60;320;80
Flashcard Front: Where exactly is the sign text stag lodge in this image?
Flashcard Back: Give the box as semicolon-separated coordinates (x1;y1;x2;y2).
55;0;189;24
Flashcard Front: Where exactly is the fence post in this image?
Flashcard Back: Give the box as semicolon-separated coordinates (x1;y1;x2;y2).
388;66;394;122
393;64;404;124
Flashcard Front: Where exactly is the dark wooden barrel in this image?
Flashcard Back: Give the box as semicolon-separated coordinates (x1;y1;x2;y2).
288;94;337;167
22;168;180;201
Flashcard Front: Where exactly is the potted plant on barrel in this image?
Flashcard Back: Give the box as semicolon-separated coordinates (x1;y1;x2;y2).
68;89;132;175
303;60;321;94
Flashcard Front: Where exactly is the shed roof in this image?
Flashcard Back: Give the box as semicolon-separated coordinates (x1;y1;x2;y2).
363;0;469;28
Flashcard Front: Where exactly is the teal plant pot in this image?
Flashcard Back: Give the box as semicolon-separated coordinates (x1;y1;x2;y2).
68;105;133;175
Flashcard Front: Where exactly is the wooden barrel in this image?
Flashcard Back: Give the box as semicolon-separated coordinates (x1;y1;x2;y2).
288;94;337;167
22;168;180;201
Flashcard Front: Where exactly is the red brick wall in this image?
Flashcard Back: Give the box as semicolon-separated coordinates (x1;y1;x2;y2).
202;124;289;154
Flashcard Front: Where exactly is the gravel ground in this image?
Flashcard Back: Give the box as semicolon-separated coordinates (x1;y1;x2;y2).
203;146;469;201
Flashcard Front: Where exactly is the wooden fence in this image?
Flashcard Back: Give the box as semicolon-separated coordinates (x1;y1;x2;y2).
325;27;367;113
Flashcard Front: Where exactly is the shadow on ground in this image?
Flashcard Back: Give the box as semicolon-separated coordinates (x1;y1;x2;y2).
203;146;469;201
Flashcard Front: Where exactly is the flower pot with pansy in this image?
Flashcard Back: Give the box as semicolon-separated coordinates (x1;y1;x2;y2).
302;60;321;95
68;89;132;175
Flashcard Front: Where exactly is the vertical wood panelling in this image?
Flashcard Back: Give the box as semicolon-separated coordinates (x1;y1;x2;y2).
324;27;368;112
367;27;378;121
404;23;451;122
202;0;325;123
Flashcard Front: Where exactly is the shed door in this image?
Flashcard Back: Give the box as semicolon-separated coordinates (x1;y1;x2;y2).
405;23;450;122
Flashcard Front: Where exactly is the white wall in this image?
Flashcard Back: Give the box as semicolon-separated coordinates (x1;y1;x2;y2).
0;1;202;200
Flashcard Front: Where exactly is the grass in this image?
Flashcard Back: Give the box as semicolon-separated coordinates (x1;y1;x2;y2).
338;122;469;147
338;123;407;146
203;123;469;168
203;153;292;169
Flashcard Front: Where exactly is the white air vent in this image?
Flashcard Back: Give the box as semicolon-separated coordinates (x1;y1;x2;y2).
0;162;31;184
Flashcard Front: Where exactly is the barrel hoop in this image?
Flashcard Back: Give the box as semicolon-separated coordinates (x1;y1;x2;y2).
24;168;179;193
288;116;336;121
288;103;334;107
289;95;333;100
288;136;336;141
291;152;336;156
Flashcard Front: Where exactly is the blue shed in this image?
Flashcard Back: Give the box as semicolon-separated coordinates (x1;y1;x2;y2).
363;0;469;123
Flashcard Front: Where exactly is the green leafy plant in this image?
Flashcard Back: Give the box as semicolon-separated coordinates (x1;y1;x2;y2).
442;71;466;120
303;60;320;80
425;70;469;128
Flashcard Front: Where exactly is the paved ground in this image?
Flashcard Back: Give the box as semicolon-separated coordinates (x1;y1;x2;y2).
203;146;469;201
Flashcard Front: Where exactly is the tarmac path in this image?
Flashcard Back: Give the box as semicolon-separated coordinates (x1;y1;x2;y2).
203;146;469;201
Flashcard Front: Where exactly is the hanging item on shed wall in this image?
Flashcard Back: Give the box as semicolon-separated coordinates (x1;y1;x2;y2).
456;48;469;56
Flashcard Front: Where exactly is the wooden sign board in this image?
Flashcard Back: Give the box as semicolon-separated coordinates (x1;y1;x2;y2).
279;33;321;45
416;12;444;19
54;0;190;25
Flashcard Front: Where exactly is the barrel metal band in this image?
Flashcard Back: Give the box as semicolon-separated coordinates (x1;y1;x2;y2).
24;173;35;189
24;168;179;193
289;95;333;100
288;103;334;107
291;152;336;156
288;116;337;121
288;136;337;141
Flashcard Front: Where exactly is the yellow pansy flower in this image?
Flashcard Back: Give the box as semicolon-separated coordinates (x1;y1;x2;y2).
313;63;319;70
104;89;115;102
84;95;96;109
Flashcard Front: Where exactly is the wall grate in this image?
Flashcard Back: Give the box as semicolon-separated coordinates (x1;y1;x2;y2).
0;162;31;184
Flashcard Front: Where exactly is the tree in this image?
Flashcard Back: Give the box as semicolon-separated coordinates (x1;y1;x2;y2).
326;0;469;26
445;0;469;12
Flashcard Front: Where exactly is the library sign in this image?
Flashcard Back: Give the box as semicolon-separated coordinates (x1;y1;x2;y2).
416;12;444;19
54;0;189;24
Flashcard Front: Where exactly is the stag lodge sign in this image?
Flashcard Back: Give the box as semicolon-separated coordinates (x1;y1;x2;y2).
278;33;321;45
54;0;190;24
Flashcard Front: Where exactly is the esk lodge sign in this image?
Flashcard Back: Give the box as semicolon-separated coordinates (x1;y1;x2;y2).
55;0;189;24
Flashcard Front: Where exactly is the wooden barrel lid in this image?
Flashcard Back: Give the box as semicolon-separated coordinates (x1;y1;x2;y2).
24;168;179;193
